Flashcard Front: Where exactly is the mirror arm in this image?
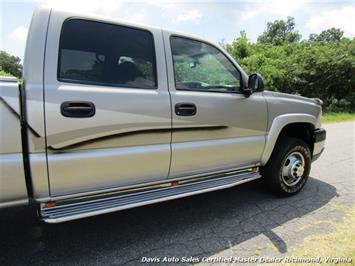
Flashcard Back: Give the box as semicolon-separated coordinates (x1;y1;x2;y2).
243;88;252;97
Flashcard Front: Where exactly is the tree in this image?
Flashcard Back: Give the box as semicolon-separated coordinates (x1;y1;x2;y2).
0;50;22;78
226;21;355;112
257;17;301;45
226;31;251;61
309;28;344;43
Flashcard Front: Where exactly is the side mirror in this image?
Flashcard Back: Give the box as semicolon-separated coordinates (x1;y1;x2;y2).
245;73;265;96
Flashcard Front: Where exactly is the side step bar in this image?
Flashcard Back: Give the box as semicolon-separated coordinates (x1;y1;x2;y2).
41;170;261;223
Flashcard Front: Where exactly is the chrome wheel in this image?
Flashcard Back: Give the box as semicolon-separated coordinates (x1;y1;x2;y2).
281;151;305;187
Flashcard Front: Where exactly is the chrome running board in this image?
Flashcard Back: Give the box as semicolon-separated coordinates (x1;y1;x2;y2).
40;170;261;223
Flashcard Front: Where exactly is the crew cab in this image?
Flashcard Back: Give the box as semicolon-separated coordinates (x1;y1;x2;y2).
0;7;326;223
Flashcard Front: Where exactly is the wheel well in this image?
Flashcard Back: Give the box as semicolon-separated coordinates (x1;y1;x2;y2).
277;123;314;153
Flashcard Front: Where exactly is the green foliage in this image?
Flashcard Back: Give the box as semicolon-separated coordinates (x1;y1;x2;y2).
0;70;12;77
226;18;355;112
257;17;301;45
309;28;344;43
226;30;251;60
0;50;22;78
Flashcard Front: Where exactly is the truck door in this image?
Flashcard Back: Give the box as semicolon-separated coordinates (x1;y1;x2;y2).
164;33;268;178
43;14;171;196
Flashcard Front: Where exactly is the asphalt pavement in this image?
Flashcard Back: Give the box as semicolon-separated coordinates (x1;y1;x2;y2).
0;121;354;265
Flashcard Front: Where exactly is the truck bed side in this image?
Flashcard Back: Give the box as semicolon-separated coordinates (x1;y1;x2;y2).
0;77;28;207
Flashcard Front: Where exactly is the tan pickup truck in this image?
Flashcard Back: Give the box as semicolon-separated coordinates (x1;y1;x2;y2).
0;7;326;223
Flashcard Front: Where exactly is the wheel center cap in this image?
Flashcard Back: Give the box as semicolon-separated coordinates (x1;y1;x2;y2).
291;161;304;177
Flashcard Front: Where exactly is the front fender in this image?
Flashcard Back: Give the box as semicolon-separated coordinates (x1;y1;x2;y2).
260;113;317;165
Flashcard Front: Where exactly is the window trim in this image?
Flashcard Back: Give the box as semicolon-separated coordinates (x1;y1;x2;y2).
170;35;244;94
57;18;158;90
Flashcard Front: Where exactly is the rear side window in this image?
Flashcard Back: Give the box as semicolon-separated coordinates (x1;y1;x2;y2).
58;19;157;89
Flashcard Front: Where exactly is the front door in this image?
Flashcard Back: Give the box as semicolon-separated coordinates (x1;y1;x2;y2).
43;15;171;196
164;33;268;178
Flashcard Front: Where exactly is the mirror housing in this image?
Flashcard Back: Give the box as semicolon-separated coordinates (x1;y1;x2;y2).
244;73;265;96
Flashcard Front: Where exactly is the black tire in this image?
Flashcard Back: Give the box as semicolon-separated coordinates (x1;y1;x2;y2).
261;137;311;197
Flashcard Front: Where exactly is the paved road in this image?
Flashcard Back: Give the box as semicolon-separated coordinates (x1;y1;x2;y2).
0;122;354;265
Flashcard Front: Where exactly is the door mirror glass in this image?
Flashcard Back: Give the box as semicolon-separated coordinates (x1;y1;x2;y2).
247;73;264;94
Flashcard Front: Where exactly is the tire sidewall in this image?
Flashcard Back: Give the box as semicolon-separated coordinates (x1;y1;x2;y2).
277;143;311;195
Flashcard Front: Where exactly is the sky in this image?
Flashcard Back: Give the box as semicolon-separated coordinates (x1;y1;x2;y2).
1;0;355;60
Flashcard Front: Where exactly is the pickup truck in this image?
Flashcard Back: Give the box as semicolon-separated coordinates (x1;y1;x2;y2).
0;7;326;223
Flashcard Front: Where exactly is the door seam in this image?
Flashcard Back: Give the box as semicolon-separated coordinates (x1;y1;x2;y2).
161;29;173;178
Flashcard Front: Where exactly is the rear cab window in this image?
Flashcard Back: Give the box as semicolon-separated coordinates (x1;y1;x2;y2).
58;19;157;89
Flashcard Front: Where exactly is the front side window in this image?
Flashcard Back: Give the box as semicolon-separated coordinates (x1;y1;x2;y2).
58;19;157;89
171;36;241;92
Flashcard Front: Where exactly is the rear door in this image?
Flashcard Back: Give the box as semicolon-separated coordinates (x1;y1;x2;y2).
164;33;268;178
43;12;171;196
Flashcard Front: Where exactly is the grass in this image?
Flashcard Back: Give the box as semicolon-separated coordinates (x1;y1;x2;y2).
273;207;355;266
322;112;355;123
